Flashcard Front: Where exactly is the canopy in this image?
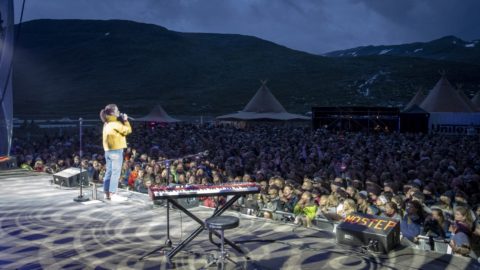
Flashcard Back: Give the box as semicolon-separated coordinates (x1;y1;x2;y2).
135;104;180;123
217;81;309;121
420;76;477;112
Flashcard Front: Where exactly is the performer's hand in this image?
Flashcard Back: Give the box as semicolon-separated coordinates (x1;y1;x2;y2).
122;113;129;121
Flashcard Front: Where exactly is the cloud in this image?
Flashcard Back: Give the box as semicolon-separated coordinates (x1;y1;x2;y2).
14;0;480;54
357;0;480;42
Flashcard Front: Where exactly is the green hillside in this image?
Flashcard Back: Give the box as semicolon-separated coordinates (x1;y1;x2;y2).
12;19;480;119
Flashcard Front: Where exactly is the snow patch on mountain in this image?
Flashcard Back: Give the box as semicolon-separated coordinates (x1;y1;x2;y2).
379;49;392;55
357;70;389;97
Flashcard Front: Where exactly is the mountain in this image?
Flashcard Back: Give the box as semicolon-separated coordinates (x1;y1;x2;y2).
325;36;480;65
12;20;480;119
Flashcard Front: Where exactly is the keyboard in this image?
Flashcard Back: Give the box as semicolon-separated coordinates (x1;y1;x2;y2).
149;182;261;199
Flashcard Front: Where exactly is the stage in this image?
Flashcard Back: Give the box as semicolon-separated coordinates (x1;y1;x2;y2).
0;169;478;270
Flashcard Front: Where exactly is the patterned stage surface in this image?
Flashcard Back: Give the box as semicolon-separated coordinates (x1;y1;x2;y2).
0;169;479;270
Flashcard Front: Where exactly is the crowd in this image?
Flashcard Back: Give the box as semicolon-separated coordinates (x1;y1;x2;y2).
11;122;480;259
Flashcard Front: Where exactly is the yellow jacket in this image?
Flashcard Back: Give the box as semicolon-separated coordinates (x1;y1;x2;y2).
102;115;132;151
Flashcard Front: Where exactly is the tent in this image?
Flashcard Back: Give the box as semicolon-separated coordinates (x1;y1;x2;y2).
403;89;425;112
135;104;180;123
419;76;480;135
217;81;309;121
420;76;477;113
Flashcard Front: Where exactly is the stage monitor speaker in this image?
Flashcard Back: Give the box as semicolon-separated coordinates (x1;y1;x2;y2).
336;213;400;253
53;167;89;187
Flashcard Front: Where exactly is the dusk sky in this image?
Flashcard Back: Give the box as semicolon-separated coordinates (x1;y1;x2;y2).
13;0;480;54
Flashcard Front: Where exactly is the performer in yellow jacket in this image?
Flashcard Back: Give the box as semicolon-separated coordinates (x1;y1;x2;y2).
100;104;132;200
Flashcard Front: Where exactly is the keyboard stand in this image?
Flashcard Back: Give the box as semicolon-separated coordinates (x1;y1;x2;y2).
164;194;245;262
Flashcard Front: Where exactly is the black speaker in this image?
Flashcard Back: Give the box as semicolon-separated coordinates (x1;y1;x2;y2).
336;213;400;253
53;167;89;187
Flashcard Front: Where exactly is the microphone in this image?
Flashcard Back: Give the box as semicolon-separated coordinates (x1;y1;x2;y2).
119;113;135;121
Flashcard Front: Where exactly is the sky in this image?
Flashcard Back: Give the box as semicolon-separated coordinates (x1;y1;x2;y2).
13;0;480;54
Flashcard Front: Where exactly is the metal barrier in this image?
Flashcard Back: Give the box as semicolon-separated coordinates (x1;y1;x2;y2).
416;235;450;254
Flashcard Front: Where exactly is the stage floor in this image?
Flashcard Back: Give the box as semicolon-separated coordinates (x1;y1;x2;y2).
0;169;479;270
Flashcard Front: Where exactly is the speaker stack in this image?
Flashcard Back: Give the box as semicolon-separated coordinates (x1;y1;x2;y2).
336;213;400;253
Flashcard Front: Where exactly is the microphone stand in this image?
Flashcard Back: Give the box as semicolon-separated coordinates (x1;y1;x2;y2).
164;160;172;247
74;117;89;202
139;160;173;261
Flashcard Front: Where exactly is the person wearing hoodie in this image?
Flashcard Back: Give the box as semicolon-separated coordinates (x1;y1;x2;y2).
294;191;318;227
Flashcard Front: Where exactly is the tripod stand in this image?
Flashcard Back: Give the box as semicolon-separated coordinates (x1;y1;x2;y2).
139;159;173;261
74;117;89;202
